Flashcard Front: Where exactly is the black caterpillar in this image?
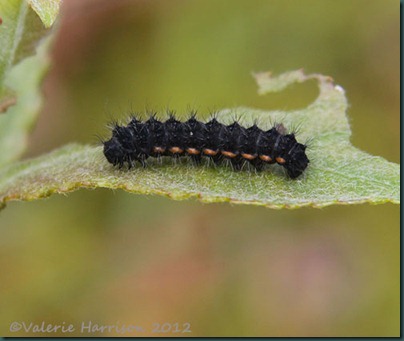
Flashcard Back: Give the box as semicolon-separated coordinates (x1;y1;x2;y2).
103;114;309;179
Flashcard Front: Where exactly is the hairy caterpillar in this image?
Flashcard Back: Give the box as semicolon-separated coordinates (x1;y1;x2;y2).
103;114;309;178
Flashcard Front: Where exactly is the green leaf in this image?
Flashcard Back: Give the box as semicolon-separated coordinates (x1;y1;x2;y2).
0;0;60;165
0;70;399;209
28;0;60;28
0;0;60;77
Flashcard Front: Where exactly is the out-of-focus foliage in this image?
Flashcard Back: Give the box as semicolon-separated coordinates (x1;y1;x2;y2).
0;0;60;165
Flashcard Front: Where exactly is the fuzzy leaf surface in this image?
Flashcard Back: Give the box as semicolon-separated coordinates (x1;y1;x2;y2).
0;70;399;209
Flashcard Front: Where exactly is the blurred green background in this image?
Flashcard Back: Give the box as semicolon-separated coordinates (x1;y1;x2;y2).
0;0;399;336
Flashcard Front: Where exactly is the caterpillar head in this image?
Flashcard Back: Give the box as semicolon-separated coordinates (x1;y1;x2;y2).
283;143;309;179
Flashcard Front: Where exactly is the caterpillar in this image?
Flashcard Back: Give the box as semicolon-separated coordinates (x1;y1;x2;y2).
102;114;309;179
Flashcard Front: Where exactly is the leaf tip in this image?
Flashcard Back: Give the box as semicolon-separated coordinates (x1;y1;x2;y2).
28;0;61;28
